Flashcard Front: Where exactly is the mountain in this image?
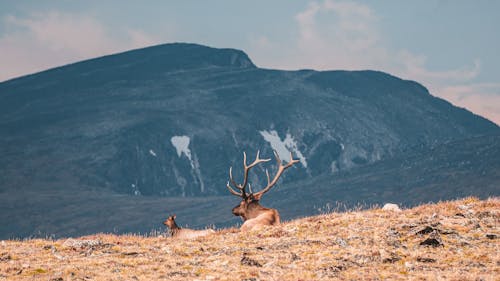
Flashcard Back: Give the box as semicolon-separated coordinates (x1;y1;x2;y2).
0;43;497;198
0;43;499;238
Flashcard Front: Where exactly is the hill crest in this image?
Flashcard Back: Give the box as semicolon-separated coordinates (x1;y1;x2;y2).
1;197;498;280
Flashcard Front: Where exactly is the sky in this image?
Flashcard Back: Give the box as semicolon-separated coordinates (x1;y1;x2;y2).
1;1;499;125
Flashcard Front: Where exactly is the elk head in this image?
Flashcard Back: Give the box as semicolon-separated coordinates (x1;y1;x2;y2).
163;214;178;230
227;150;299;224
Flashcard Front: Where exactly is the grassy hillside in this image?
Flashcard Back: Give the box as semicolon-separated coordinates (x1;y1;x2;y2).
1;197;498;280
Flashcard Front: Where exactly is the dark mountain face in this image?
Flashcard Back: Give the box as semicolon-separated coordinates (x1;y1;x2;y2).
0;43;498;199
1;135;498;239
272;134;500;219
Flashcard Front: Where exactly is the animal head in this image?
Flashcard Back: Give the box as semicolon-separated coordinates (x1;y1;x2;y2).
231;195;260;218
163;214;177;229
227;150;298;220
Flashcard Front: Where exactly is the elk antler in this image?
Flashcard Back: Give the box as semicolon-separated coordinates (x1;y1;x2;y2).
253;151;299;199
226;151;271;198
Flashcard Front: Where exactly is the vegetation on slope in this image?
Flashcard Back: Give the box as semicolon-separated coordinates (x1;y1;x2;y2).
0;197;498;280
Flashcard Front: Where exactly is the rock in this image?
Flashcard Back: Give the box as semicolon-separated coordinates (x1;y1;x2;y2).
458;205;476;216
416;257;436;263
0;253;11;261
382;203;401;212
290;253;301;261
485;234;497;239
240;253;262;267
385;228;402;247
321;265;346;273
478;211;496;219
122;252;140;256
411;223;456;236
43;245;53;250
62;238;102;249
165;271;188;278
440;229;458;235
52;252;65;261
386;228;400;238
419;231;444;247
335;237;348;247
458;204;471;211
401;223;418;229
404;261;415;271
412;226;436;235
381;251;401;263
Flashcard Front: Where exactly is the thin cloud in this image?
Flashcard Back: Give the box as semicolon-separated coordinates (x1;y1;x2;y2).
249;0;498;125
290;0;383;70
438;83;500;125
0;11;162;82
397;50;481;83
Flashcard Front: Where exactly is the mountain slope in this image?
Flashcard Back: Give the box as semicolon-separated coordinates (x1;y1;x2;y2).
272;134;500;220
1;134;498;239
0;43;498;198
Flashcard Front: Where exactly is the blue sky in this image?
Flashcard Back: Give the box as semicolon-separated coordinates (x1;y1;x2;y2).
1;0;499;124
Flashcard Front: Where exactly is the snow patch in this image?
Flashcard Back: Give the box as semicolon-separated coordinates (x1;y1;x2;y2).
259;130;307;168
171;136;193;163
131;183;141;196
170;135;205;193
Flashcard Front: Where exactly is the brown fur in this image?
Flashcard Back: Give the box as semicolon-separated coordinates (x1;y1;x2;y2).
232;196;281;231
163;215;215;239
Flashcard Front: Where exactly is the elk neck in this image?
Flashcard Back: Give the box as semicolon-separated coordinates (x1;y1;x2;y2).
168;221;181;236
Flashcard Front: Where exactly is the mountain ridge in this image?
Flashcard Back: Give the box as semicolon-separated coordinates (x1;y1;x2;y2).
1;43;256;84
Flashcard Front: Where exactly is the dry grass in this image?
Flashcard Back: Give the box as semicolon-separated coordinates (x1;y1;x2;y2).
1;197;498;280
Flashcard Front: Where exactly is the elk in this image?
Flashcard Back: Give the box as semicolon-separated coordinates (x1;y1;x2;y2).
227;150;299;231
163;215;215;239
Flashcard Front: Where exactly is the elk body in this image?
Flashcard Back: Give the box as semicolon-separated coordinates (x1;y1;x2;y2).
227;151;299;231
163;215;215;239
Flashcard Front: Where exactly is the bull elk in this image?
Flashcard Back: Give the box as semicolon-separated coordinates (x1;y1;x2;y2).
163;215;215;239
227;150;299;231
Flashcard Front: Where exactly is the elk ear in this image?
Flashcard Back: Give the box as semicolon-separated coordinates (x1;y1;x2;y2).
173;214;176;220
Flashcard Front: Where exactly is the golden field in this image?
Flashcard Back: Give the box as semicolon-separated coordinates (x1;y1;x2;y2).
0;197;498;281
